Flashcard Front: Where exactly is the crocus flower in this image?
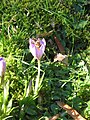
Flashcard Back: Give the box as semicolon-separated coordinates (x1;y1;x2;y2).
0;57;6;77
29;38;46;60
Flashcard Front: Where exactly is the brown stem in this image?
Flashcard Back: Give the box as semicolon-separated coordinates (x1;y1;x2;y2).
54;36;65;54
49;114;59;120
56;101;86;120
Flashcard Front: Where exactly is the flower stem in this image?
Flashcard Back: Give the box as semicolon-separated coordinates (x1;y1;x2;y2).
34;59;40;96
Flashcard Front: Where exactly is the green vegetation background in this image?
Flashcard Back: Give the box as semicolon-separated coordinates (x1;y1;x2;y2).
0;0;90;119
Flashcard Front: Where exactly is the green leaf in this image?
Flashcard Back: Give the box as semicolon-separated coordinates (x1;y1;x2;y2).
6;98;12;114
77;20;88;29
50;104;59;114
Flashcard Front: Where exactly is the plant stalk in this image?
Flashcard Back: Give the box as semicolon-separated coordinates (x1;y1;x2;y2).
34;59;40;96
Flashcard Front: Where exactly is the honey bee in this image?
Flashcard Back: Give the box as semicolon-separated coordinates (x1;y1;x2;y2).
32;38;41;48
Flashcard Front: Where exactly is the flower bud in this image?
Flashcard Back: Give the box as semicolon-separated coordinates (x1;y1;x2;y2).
0;57;6;77
29;38;46;60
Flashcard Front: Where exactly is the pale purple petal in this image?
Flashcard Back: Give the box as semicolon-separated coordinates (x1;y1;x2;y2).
41;38;46;46
0;57;6;77
40;39;46;53
29;39;37;59
36;48;43;60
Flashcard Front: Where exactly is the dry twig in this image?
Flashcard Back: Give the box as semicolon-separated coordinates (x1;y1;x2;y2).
56;101;86;120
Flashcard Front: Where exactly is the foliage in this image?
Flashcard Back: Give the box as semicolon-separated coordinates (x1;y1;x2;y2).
0;0;90;119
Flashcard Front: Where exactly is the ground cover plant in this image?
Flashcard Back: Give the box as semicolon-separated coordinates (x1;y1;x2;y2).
0;0;90;119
